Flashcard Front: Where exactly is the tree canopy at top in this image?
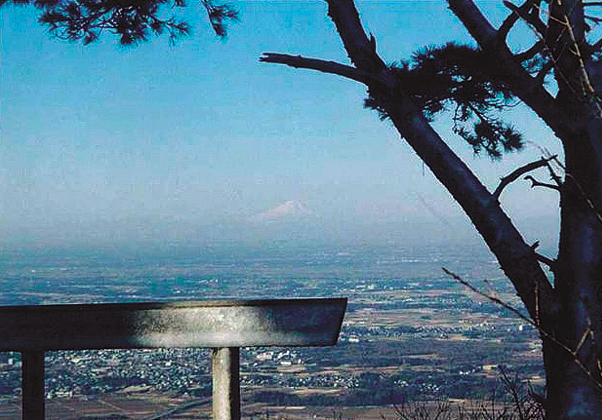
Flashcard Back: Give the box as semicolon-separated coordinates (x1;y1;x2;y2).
0;0;237;44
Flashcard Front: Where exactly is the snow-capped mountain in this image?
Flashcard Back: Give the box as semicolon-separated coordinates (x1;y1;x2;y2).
249;200;315;222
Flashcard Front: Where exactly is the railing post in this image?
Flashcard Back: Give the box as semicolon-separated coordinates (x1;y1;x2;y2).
211;347;241;420
21;350;45;420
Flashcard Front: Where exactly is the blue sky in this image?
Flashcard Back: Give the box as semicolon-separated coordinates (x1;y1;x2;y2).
1;1;561;252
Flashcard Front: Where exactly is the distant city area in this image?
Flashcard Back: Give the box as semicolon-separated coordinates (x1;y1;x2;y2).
0;243;544;419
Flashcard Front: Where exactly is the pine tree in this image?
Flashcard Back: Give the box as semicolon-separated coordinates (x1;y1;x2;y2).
261;1;602;418
0;0;237;44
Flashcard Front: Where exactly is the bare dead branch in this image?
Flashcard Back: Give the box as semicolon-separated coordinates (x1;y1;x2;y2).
442;267;532;326
545;158;564;186
559;11;598;99
511;2;586;99
499;367;526;420
442;267;602;393
500;0;538;40
441;268;538;328
525;175;562;191
550;154;566;170
586;15;602;23
534;282;540;327
530;241;557;270
493;156;558;198
535;252;558;270
500;1;602;121
503;0;547;35
259;53;383;87
584;2;602;6
574;327;593;357
499;10;521;41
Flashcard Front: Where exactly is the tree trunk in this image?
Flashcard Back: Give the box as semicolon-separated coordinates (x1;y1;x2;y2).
543;201;602;418
544;114;602;419
543;337;602;419
441;2;602;417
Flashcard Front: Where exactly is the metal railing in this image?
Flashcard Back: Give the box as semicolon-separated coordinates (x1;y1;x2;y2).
0;297;347;420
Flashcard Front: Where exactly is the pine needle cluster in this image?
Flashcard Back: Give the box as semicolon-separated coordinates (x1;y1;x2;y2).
365;43;523;159
1;0;237;45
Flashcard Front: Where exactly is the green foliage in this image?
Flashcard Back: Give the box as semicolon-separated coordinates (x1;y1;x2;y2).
0;0;238;45
203;0;237;38
365;43;523;159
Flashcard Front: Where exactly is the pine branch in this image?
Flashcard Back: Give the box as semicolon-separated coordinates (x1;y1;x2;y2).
8;0;237;45
525;175;562;191
259;53;383;87
447;0;567;138
493;155;558;198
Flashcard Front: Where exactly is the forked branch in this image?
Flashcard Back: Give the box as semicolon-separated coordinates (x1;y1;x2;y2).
525;175;561;191
493;155;558;198
501;0;545;39
531;241;558;270
535;252;558;269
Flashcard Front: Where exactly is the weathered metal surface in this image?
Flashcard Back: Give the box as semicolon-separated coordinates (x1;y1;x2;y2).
0;298;347;351
22;351;45;420
212;347;241;420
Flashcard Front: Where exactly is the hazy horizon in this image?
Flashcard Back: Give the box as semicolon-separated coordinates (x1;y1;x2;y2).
1;1;561;256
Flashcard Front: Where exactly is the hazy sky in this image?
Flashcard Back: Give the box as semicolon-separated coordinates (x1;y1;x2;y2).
1;1;562;252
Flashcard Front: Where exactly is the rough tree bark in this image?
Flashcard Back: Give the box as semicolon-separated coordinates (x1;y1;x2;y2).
262;0;602;418
450;1;602;417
